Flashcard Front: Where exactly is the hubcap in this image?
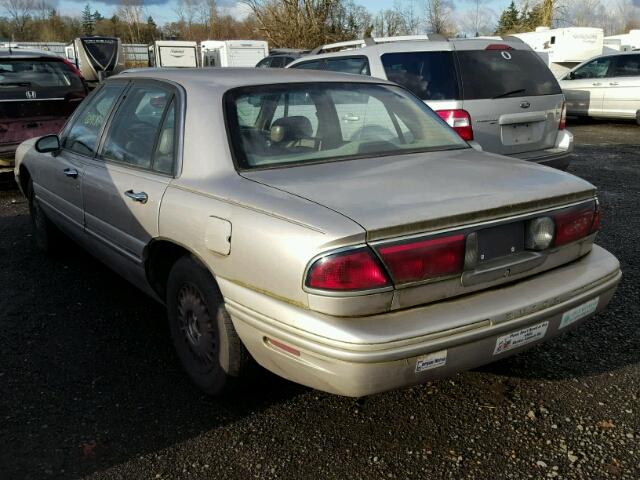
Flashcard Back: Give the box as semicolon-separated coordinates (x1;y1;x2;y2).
177;283;216;367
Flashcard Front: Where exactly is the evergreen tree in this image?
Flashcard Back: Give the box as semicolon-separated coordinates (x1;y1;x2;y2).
145;16;158;43
495;1;519;34
81;3;95;35
93;10;103;23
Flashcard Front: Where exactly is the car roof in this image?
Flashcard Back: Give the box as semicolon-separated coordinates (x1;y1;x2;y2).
0;47;61;59
114;67;393;92
287;38;531;64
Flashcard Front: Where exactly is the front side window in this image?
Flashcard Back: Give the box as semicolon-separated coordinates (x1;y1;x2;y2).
225;83;467;169
571;57;613;80
63;83;125;156
290;60;325;70
102;84;174;171
381;51;458;100
613;55;640;77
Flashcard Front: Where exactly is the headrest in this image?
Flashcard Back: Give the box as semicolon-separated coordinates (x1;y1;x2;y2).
270;116;313;143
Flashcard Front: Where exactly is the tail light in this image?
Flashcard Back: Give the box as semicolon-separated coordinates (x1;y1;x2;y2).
553;201;600;247
377;234;465;284
559;102;567;130
436;110;474;141
61;58;85;80
306;248;390;291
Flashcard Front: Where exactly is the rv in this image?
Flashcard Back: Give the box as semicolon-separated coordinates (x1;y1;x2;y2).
65;37;124;87
604;30;640;52
200;40;268;67
148;41;199;68
511;27;604;78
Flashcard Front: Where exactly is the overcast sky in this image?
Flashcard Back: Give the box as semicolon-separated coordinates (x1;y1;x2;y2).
55;0;514;27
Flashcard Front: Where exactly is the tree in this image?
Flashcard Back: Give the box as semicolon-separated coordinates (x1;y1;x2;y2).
1;0;36;37
81;2;94;35
495;1;519;34
425;0;452;35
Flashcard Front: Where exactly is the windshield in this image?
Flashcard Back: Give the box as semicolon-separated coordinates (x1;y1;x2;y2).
225;83;468;169
457;50;562;100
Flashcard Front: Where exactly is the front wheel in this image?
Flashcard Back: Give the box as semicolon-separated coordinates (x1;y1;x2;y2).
166;255;251;395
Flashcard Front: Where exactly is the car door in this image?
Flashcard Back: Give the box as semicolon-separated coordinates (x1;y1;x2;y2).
33;82;126;236
561;56;614;116
602;54;640;118
82;80;179;283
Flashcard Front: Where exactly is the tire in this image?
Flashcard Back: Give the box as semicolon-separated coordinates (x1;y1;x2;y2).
166;255;251;395
636;110;639;126
26;178;62;253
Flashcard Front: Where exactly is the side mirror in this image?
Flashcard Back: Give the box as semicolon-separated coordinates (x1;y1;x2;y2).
566;72;575;80
35;134;61;154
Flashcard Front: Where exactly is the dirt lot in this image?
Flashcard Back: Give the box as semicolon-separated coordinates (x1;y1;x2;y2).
1;121;638;480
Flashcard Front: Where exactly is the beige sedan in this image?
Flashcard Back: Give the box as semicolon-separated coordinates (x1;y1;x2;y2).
14;69;621;397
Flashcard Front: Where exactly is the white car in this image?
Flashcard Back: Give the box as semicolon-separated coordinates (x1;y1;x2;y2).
559;52;640;124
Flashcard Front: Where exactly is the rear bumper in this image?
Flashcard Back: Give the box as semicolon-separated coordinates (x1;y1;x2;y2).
222;245;620;397
511;130;574;170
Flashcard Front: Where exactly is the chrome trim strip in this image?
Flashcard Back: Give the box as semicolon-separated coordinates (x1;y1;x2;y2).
0;98;65;102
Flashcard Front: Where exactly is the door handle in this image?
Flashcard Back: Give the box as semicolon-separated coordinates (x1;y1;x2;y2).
63;168;78;178
609;82;619;86
124;190;148;204
592;82;602;86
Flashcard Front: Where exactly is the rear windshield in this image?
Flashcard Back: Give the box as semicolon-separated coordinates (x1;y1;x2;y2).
0;58;83;89
381;51;459;101
456;50;562;100
225;83;467;169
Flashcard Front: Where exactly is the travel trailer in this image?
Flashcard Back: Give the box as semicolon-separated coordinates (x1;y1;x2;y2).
511;27;604;78
200;40;268;67
65;36;125;87
148;41;199;68
604;30;640;52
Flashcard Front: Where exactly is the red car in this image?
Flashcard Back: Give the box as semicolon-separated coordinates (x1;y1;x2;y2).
0;47;87;172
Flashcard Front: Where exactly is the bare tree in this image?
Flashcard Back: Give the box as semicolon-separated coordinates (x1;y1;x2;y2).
117;0;145;43
1;0;36;37
395;0;421;34
425;0;452;35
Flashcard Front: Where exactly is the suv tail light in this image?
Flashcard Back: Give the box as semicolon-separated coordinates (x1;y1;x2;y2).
61;58;85;80
559;101;567;130
436;110;474;141
306;248;390;291
553;202;600;247
377;234;465;284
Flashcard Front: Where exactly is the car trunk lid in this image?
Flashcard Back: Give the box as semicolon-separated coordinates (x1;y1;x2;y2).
241;148;596;242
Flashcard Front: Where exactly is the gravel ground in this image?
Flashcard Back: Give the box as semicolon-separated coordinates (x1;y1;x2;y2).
0;121;638;480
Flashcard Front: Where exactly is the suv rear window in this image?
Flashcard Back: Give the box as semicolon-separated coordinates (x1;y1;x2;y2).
381;51;459;101
456;50;561;100
0;58;84;89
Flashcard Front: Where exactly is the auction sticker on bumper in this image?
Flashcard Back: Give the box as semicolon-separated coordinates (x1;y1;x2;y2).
415;350;447;373
493;322;549;355
560;297;599;329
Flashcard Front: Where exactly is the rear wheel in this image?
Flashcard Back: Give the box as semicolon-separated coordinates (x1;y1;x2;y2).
166;255;251;395
26;178;62;253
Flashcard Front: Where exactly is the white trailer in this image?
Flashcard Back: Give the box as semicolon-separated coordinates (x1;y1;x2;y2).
511;27;604;78
148;41;199;68
604;30;640;52
200;40;268;67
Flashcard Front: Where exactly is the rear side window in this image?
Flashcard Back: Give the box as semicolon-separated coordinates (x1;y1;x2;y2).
613;55;640;77
63;83;124;156
0;58;83;89
381;51;459;101
291;60;324;70
456;50;562;99
325;57;370;75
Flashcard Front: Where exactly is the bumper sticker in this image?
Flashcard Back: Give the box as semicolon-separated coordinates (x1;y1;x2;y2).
494;321;549;355
560;297;599;329
415;350;447;373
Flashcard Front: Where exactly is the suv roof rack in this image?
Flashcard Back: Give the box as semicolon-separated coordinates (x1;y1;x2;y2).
309;35;435;55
